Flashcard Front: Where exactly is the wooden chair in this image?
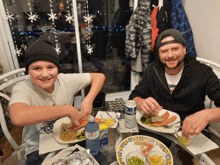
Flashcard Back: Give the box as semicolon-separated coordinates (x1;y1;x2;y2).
0;68;29;165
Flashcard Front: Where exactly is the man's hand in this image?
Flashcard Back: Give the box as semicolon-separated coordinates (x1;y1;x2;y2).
182;110;210;138
134;97;163;114
80;98;93;119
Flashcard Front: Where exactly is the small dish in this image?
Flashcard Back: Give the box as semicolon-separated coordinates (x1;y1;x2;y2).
175;126;197;146
146;150;167;165
101;111;116;126
126;151;147;165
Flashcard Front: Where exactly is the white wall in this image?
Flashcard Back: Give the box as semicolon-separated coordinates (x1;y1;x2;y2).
183;0;220;62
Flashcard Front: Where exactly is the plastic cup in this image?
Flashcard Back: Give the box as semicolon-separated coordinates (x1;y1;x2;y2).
146;150;167;165
175;126;197;146
101;111;116;126
126;151;147;165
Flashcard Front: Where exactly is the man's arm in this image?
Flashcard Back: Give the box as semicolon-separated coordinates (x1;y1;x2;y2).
182;107;220;138
9;103;82;127
80;73;105;118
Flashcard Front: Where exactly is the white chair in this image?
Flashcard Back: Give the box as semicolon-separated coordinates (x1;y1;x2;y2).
196;57;220;145
0;68;29;165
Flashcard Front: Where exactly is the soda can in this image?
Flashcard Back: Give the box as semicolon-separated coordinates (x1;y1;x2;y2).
119;106;125;119
125;100;137;128
115;106;120;113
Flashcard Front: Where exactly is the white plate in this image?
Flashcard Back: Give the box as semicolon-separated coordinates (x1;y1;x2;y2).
136;109;181;134
95;111;119;128
53;117;86;144
116;135;173;165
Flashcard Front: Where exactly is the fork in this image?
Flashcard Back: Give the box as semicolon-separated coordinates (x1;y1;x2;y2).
163;121;182;128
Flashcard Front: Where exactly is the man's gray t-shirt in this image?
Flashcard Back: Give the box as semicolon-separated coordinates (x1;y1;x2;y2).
9;73;90;156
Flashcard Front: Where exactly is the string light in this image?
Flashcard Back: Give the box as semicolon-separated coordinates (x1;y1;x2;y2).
47;0;60;55
4;0;25;57
65;0;74;24
83;1;93;55
27;0;38;23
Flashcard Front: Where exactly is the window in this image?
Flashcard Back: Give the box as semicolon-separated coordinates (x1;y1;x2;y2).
1;0;134;98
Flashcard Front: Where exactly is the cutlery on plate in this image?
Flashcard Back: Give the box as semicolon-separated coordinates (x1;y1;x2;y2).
106;111;114;118
163;121;182;128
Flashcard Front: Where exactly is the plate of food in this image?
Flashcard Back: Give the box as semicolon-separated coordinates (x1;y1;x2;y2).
116;135;173;165
136;109;181;134
53;116;103;144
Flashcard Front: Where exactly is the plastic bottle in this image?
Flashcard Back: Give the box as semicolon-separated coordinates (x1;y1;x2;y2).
85;116;100;156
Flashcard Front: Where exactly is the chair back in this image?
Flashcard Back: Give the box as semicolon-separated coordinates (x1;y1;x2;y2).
196;57;220;109
0;68;28;151
196;57;220;145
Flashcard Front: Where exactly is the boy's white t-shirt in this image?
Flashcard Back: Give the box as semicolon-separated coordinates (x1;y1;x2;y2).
9;73;90;156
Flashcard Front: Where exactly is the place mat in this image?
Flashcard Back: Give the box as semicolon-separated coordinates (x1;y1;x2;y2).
118;119;139;133
95;111;120;128
174;132;219;155
39;134;68;155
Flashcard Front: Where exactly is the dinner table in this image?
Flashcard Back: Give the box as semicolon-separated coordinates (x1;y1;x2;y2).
43;106;218;165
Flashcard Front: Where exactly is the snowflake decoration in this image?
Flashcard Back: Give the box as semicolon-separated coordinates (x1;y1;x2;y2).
83;14;93;23
15;46;22;57
6;14;14;22
65;13;74;24
55;43;61;55
21;43;27;50
48;10;57;22
27;12;38;23
86;44;93;55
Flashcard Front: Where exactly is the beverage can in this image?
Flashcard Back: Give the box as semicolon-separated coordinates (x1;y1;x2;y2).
125;100;137;128
119;106;125;119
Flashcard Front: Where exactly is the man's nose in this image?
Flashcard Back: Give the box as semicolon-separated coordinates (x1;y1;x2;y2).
167;50;174;58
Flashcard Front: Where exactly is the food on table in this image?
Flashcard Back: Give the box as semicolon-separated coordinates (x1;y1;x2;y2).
103;118;114;126
140;111;177;127
100;112;116;126
59;118;103;141
134;140;154;156
127;155;145;165
177;135;192;146
148;154;165;165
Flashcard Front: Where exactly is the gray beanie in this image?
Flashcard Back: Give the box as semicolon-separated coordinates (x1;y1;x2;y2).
25;37;59;72
156;29;186;51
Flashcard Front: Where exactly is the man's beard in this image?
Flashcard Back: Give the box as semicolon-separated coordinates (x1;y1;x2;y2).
163;59;184;70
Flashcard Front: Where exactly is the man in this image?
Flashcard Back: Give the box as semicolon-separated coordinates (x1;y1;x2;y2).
129;29;220;138
9;37;105;165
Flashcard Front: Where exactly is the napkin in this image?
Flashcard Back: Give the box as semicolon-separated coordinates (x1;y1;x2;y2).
39;133;68;155
175;133;219;155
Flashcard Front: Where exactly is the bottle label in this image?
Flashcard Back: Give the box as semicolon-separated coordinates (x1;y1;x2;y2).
85;130;99;140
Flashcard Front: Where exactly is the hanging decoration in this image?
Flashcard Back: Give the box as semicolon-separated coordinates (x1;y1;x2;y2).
27;0;38;23
20;43;27;50
83;1;93;55
48;0;57;23
4;0;24;57
47;0;60;55
65;0;74;24
48;10;57;22
86;44;93;55
55;43;61;54
15;45;22;57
